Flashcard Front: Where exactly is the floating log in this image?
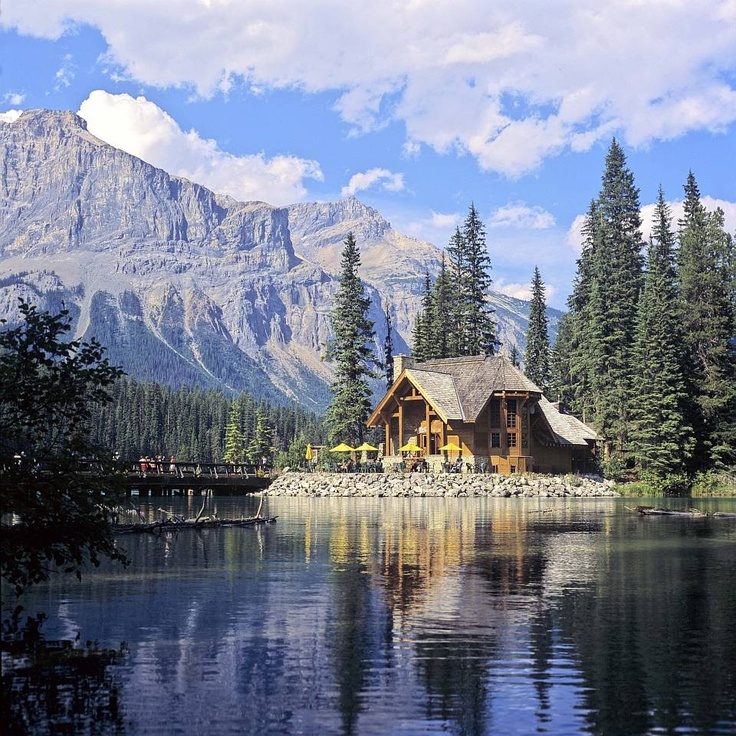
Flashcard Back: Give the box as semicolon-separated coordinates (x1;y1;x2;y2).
112;514;277;534
626;505;707;517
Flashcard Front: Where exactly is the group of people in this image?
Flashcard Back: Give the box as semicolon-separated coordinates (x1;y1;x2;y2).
138;455;177;473
337;458;384;473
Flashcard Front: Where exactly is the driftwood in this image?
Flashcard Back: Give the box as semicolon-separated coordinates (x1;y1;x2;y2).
113;515;277;534
114;498;276;533
626;505;707;517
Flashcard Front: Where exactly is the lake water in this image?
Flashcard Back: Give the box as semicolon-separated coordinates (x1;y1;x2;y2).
10;495;736;735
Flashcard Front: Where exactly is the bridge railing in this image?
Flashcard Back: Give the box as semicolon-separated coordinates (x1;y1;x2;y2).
131;461;261;478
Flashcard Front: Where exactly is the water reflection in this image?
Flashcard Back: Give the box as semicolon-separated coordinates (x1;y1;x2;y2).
13;496;736;735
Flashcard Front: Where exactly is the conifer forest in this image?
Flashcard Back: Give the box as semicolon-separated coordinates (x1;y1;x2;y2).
87;140;734;493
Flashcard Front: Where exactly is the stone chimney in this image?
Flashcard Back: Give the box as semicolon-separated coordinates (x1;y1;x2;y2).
393;354;414;382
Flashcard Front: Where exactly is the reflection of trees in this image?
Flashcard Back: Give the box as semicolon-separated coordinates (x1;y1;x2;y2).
414;628;495;736
2;632;126;735
529;605;554;722
328;559;375;736
554;524;736;735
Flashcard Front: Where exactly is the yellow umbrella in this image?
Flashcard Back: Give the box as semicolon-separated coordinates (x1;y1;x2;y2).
330;443;355;452
399;442;422;452
438;442;462;452
355;442;378;452
305;443;313;461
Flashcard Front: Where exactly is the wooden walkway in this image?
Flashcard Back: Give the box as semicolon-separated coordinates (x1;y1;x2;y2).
128;461;272;496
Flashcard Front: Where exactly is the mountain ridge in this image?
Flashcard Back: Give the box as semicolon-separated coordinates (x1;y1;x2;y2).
0;109;559;412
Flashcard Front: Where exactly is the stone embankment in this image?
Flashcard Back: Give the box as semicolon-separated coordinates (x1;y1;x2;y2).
265;472;618;498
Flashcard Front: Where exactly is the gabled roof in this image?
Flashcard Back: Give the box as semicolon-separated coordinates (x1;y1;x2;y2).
367;354;543;426
535;396;601;446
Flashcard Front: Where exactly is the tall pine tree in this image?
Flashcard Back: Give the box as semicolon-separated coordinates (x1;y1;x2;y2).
677;172;736;469
524;266;551;392
629;187;693;478
383;300;394;391
413;207;497;360
324;232;377;446
461;203;497;355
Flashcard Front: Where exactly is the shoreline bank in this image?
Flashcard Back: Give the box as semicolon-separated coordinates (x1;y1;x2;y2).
265;471;618;498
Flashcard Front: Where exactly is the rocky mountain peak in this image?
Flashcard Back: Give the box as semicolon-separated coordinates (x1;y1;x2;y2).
0;108;551;412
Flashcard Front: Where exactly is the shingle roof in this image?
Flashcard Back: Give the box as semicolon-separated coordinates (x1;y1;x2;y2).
407;355;542;421
536;396;601;446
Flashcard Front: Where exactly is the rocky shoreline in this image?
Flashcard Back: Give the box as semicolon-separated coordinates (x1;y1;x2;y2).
265;471;618;498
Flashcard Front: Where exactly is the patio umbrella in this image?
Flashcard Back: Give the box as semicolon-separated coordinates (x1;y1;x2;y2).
399;442;422;452
305;443;313;461
330;443;355;452
354;442;378;452
438;442;462;452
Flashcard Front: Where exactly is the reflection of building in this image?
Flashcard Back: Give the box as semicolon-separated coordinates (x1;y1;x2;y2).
368;354;600;475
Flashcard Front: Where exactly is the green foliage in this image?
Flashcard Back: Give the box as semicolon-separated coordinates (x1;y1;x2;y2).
629;188;694;476
90;376;325;464
690;470;736;497
554;150;734;488
555;140;644;460
383;301;394;391
222;401;245;462
524;266;551;391
324;232;378;446
413;206;497;360
677;173;736;470
247;408;273;466
0;301;127;598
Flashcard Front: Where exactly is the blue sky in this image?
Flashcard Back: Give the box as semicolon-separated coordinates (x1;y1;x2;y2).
1;1;734;309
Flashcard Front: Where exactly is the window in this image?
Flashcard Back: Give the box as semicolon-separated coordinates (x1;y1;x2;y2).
491;432;501;448
506;398;517;428
508;432;517;448
489;399;501;427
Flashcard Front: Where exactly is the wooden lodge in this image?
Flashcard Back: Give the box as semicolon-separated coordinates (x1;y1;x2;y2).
367;354;600;475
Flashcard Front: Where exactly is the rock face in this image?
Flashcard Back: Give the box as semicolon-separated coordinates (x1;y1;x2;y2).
0;109;558;411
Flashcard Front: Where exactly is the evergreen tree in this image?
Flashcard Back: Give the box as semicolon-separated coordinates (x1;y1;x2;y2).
677;172;736;469
324;232;377;446
509;345;520;368
553;140;644;467
524;266;551;391
549;312;575;407
460;203;497;355
247;408;273;467
563;199;601;421
429;254;452;359
222;400;245;462
445;227;468;357
629;187;693;478
383;301;394;390
579;140;644;459
412;272;433;362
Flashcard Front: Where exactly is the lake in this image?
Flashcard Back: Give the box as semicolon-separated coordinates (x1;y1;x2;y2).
9;495;736;735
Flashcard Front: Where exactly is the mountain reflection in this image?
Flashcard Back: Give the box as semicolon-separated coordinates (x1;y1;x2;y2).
15;496;736;736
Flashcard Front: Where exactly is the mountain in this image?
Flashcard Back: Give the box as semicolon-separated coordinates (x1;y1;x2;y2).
0;109;559;412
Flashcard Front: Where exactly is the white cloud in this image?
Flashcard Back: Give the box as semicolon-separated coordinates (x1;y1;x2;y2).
3;1;734;177
340;168;404;197
77;91;322;205
430;211;461;229
2;92;25;106
498;281;533;302
54;53;75;90
488;203;555;230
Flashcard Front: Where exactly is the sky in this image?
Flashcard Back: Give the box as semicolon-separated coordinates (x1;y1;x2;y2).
1;1;735;309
